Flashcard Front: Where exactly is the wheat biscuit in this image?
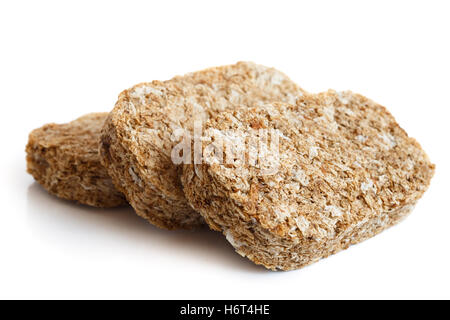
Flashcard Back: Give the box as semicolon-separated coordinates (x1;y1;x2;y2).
181;90;435;270
100;61;306;230
26;113;127;208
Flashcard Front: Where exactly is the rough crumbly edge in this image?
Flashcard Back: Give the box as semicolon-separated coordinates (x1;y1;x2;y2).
26;113;127;208
181;90;435;270
100;61;306;230
100;118;203;228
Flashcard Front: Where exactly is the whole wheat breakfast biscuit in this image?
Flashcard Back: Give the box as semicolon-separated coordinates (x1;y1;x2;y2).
100;61;306;230
181;91;435;270
27;113;127;208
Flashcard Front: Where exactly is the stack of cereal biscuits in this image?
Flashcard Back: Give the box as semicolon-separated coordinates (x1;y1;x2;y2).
26;62;434;271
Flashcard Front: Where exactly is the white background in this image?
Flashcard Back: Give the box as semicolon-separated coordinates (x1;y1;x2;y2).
0;0;449;300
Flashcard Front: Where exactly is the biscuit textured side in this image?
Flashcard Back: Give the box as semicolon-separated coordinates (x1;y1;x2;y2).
181;91;435;270
26;113;127;208
100;61;306;230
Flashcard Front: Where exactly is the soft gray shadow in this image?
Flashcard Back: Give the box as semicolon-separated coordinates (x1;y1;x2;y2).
26;182;267;273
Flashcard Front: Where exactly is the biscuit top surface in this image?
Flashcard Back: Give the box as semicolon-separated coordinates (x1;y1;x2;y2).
107;61;305;200
29;113;108;161
185;91;435;240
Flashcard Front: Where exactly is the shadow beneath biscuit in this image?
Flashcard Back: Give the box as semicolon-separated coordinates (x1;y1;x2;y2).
26;182;267;273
